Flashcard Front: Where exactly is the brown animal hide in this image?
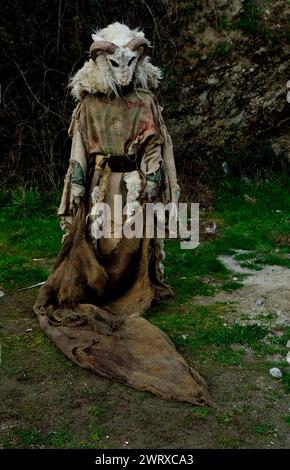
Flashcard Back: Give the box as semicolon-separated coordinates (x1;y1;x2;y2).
33;204;211;406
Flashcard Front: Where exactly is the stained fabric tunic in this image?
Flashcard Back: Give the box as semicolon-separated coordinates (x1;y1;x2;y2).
33;87;211;406
79;90;160;157
58;89;168;236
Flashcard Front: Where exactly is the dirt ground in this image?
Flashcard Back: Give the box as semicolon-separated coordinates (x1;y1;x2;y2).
1;251;290;449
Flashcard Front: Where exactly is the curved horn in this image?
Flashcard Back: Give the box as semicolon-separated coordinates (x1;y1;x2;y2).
90;41;118;60
125;37;152;55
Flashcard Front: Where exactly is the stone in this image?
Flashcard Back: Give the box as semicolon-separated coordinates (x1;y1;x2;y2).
269;367;282;379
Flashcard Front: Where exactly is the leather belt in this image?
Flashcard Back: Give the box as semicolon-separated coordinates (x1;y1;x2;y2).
99;154;138;173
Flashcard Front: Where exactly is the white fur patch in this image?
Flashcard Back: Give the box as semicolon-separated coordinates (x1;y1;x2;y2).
91;185;100;205
123;170;143;220
92;22;145;47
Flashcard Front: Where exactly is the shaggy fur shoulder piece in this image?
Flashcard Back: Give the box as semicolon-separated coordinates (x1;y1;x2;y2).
70;56;163;101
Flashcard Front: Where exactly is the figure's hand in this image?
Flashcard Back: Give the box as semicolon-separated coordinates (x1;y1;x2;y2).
145;167;162;202
73;196;83;206
146;181;159;202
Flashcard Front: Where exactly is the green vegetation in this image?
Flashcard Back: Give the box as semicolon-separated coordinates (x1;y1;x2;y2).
0;426;79;449
216;1;290;47
283;415;290;425
209;41;234;59
0;188;62;291
148;176;290;371
282;372;290;393
254;423;275;436
88;401;116;419
216;411;234;425
1;176;290;448
190;406;210;419
0;426;112;449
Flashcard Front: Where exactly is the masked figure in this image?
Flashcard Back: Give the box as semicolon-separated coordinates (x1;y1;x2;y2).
34;23;211;405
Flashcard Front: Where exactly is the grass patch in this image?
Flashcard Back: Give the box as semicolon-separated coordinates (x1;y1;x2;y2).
148;299;267;366
209;41;234;60
283;416;290;425
1;177;290;447
221;280;243;292
254;423;275;436
209;348;244;366
89;427;105;442
190;406;210;419
0;188;62;291
88;401;116;419
0;427;75;449
216;411;234;424
282;372;290;393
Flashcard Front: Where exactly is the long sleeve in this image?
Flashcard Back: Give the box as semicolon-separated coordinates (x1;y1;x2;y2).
139;137;163;202
140;137;162;176
58;125;87;236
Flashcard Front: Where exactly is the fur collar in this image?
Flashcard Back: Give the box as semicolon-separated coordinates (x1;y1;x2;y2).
70;56;163;101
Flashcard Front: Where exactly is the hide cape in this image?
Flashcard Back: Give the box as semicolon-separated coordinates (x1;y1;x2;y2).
33;81;211;406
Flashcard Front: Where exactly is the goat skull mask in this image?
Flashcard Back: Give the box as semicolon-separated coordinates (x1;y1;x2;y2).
90;36;151;87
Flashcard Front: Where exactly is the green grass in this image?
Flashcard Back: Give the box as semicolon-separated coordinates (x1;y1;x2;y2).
283;415;290;425
88;427;105;442
217;0;284;47
0;188;62;291
216;411;234;425
0;425;113;449
209;41;234;60
1;177;290;448
2;177;290;294
254;423;275;436
209;348;244;366
204;178;290;261
190;406;210;419
221;280;244;292
1;178;290;369
282;372;290;393
0;427;76;449
148;176;290;367
147;297;268;366
88;402;116;419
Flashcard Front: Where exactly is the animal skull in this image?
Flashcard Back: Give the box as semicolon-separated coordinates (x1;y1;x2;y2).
106;47;139;87
90;25;152;88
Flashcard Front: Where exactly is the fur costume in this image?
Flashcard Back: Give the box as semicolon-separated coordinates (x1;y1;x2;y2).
33;23;211;405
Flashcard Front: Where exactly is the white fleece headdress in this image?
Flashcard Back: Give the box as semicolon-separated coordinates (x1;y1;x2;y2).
70;22;163;100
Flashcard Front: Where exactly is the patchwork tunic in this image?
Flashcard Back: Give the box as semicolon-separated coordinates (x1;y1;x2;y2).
58;88;178;301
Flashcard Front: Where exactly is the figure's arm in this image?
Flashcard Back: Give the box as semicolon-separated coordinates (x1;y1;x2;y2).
140;137;163;201
58;122;87;239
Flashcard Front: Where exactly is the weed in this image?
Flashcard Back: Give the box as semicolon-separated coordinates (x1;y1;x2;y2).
190;406;210;419
89;403;111;418
254;423;274;436
209;41;234;60
209;348;244;366
283;416;290;425
216;411;234;424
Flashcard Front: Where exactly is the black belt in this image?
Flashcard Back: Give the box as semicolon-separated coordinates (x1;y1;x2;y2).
100;155;138;173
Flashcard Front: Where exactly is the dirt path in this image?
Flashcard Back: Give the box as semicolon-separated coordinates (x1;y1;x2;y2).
0;254;290;449
196;251;290;327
